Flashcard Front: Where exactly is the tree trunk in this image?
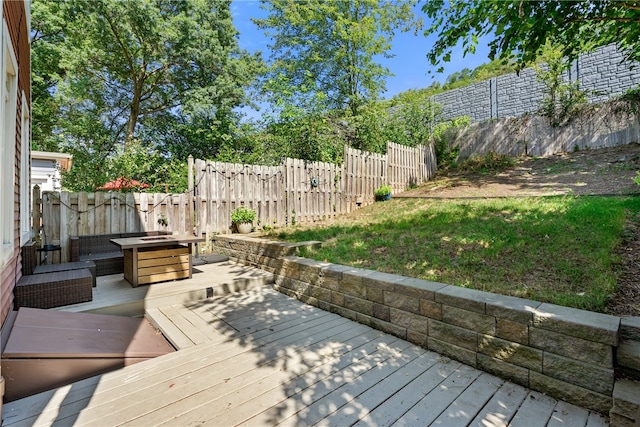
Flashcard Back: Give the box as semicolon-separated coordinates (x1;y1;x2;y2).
126;79;143;146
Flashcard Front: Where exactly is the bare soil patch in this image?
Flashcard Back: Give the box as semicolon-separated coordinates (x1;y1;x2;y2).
398;143;640;316
399;143;640;199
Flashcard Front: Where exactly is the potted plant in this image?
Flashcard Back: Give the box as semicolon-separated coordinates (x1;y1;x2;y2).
374;184;392;201
231;206;256;234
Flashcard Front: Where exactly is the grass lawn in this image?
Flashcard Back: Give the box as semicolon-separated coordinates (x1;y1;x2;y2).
270;195;640;312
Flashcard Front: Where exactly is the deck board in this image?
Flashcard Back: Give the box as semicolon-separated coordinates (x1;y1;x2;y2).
4;280;609;427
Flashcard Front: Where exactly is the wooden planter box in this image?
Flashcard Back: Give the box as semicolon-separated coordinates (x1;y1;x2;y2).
123;245;191;286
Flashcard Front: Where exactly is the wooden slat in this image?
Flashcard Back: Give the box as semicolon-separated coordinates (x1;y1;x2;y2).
392;364;482;426
138;262;190;276
137;270;190;285
469;381;529;427
353;359;462;427
431;372;504;426
157;305;210;346
510;391;558;427
145;307;194;350
137;247;188;260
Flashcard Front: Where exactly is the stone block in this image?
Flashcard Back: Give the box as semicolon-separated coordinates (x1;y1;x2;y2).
331;291;345;307
543;352;614;395
365;286;384;304
298;263;320;286
427;337;477;367
279;258;300;280
307;284;332;302
529;371;612;415
429;319;478;351
356;312;373;327
277;276;309;294
373;303;390;322
442;306;495;335
420;299;442;320
340;271;368;299
330;305;358;322
344;295;374;316
476;353;529;388
364;271;402;293
370;318;407;340
484;294;539;324
496;318;529;345
478;335;542;372
529;327;613;367
618;341;640;372
316;275;340;292
390;308;429;334
621;317;640;341
384;291;420;314
298;293;319;308
318;300;331;312
434;286;487;314
608;413;635;427
407;330;427;347
533;303;620;346
324;263;352;280
612;379;640;420
274;285;298;299
394;277;447;300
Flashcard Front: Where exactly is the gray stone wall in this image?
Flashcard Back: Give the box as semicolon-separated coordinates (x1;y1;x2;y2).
433;44;640;122
210;234;624;415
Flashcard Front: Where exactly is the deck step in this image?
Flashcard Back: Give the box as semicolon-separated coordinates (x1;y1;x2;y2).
610;379;640;427
145;308;194;350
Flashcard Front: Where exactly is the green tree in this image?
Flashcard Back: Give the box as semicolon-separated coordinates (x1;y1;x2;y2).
31;0;67;151
534;43;588;126
254;0;421;116
32;0;260;174
422;1;640;72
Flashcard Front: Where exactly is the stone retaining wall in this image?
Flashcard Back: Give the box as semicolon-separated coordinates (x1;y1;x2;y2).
211;235;623;415
434;44;640;123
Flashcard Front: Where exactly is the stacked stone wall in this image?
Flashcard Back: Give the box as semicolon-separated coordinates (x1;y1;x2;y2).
433;44;640;123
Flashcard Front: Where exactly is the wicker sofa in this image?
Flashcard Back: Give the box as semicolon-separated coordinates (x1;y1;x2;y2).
70;231;171;276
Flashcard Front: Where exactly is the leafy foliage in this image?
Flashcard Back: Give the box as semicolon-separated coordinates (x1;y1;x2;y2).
374;184;392;198
63;139;187;193
430;116;471;169
231;206;257;224
254;0;421;116
422;1;640;72
32;0;260;189
534;43;588;126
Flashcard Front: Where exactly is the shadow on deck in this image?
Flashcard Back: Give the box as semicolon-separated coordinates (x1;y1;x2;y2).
2;260;609;426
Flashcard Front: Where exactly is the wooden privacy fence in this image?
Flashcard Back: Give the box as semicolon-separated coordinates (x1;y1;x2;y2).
39;142;436;259
38;191;191;263
193;143;436;239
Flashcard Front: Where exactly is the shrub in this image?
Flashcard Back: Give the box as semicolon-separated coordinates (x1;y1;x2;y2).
374;184;392;200
231;206;256;224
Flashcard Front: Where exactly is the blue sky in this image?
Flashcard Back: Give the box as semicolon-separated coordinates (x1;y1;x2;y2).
231;1;493;117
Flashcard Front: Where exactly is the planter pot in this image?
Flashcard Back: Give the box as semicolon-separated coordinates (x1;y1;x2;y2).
375;193;392;201
236;222;253;234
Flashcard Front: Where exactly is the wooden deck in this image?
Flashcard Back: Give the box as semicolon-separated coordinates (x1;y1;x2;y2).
3;272;609;426
52;257;275;317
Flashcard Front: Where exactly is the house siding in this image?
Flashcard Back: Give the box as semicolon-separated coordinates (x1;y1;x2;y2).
0;0;30;329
